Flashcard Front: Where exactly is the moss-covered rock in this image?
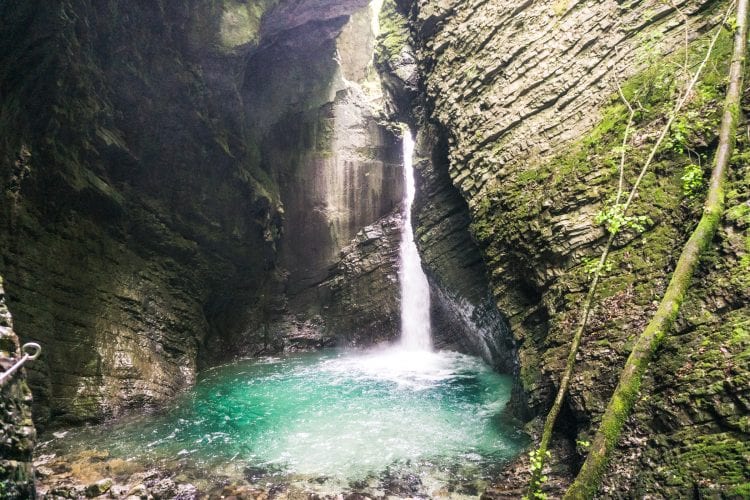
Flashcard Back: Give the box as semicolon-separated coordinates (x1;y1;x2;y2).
408;0;749;495
375;0;409;68
218;0;279;50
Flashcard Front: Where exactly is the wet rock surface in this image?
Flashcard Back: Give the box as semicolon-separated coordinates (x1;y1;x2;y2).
0;275;36;498
404;0;750;496
33;447;512;499
37;456;506;500
411;123;518;375
316;213;404;346
0;0;404;426
34;451;199;499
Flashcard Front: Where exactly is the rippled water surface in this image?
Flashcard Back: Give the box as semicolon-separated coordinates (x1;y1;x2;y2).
41;348;526;495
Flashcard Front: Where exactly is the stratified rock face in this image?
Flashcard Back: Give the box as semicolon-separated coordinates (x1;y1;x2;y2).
407;0;750;496
0;0;403;425
261;26;404;298
0;0;257;426
374;0;519;374
412;123;517;373
223;212;404;354
200;2;406;361
416;0;717;200
319;213;404;345
0;276;36;499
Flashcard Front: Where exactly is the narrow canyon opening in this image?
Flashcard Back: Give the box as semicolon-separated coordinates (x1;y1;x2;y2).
31;121;525;500
1;1;527;497
3;0;748;498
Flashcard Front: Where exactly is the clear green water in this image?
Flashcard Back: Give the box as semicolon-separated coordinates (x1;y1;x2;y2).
41;348;525;494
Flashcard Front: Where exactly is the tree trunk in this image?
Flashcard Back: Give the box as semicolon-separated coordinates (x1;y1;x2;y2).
564;1;749;497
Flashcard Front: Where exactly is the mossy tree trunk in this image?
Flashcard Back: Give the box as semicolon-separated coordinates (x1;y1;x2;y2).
564;1;749;497
526;232;616;496
527;5;735;497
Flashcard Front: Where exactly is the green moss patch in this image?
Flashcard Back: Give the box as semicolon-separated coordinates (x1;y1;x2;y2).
375;0;408;68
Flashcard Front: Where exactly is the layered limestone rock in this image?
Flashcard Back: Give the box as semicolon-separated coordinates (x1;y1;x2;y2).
200;1;407;361
374;0;520;373
404;0;750;495
1;0;265;426
0;276;35;498
318;213;404;345
411;124;518;374
0;0;404;425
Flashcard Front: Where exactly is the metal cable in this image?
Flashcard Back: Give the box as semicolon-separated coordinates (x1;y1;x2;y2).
0;342;41;387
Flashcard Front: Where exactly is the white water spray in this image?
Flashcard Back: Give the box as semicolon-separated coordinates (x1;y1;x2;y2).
399;129;432;351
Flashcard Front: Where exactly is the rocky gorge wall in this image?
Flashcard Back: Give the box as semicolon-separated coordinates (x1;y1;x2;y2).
0;277;35;498
1;0;260;427
2;0;747;496
0;0;510;436
374;0;520;374
0;0;410;428
198;1;410;361
394;0;749;496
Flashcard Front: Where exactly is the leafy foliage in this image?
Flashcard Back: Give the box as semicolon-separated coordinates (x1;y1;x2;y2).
663;109;714;154
582;257;612;277
681;163;704;198
523;449;551;500
595;202;652;235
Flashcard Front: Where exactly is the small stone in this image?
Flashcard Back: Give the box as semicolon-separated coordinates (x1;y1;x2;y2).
35;465;54;477
175;483;199;499
150;477;177;499
49;486;78;499
85;478;113;497
126;483;148;498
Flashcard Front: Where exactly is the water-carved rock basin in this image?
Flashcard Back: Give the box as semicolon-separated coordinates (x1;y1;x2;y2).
36;348;526;498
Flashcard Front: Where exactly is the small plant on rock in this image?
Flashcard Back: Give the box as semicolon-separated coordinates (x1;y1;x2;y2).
595;202;652;235
583;257;612;276
524;449;550;500
576;439;591;450
681;163;704;198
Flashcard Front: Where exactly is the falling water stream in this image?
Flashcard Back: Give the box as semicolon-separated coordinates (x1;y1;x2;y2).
398;129;432;351
36;132;525;498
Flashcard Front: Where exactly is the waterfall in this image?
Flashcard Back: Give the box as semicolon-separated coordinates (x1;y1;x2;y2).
399;129;432;350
